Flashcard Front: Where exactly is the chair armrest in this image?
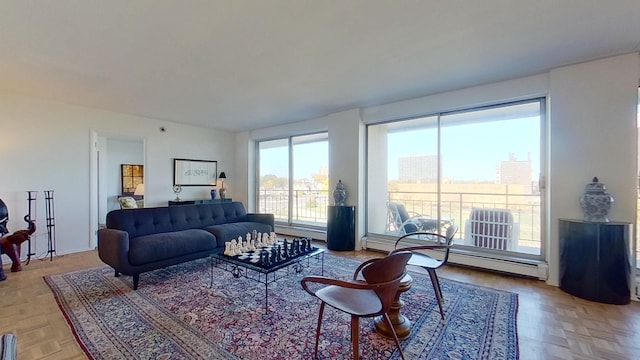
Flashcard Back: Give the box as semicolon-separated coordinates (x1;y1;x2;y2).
300;276;371;296
390;244;449;254
247;213;275;230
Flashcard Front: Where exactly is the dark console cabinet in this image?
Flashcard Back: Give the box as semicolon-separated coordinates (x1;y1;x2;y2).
327;206;356;251
559;219;632;305
168;198;232;206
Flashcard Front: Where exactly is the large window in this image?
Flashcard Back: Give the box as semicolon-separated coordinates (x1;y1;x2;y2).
257;133;329;228
367;99;545;258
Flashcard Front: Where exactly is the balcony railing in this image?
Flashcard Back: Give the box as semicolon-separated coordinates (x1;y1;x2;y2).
258;189;329;226
388;191;541;254
259;189;540;249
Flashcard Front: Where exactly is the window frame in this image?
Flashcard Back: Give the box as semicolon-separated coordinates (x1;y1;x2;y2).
255;132;329;230
365;97;547;262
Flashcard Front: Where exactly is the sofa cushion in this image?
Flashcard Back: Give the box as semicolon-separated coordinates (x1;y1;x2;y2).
118;196;138;209
128;229;216;266
204;222;273;248
106;202;253;239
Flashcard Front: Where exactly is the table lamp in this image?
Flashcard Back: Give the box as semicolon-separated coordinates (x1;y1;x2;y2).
218;172;227;199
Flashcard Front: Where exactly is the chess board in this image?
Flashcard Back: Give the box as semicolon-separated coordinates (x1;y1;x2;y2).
223;237;317;270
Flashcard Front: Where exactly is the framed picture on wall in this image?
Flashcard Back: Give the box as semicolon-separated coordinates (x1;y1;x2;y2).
173;158;218;186
121;164;144;195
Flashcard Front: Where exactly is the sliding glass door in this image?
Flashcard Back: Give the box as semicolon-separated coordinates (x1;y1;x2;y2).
367;99;545;258
258;139;289;222
257;133;329;228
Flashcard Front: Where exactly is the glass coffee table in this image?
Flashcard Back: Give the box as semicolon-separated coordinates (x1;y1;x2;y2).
209;244;325;312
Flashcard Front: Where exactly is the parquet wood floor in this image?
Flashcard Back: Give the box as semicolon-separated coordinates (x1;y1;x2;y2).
0;248;639;359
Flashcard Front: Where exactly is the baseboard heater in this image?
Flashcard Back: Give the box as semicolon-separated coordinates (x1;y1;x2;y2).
363;236;548;280
274;225;327;242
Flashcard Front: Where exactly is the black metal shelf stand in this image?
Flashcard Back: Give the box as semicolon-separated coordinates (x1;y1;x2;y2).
44;190;56;261
25;191;37;264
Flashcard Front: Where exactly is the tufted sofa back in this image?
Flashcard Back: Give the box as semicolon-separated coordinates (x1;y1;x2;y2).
106;202;249;239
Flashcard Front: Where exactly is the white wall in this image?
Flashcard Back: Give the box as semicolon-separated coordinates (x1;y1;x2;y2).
0;92;235;257
326;109;365;249
548;53;639;285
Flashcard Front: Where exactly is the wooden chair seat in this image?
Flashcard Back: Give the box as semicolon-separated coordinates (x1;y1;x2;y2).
316;285;382;316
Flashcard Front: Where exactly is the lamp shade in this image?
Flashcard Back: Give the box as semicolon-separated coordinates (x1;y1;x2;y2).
218;172;226;179
134;183;145;196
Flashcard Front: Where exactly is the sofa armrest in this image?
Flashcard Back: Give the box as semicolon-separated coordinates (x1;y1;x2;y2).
0;333;16;360
247;213;275;231
98;228;131;272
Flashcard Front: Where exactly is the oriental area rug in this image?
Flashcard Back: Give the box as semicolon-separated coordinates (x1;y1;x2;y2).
45;253;519;359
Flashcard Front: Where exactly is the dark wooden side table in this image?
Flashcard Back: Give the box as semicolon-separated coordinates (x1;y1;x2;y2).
327;205;355;251
559;218;632;305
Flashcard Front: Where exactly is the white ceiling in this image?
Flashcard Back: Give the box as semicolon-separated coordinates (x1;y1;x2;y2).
1;1;639;132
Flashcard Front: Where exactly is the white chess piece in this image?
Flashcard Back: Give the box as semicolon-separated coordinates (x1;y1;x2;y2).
256;238;263;248
224;242;232;256
234;237;242;255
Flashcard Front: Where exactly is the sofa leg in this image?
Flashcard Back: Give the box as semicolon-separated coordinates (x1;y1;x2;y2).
133;274;139;290
114;269;120;277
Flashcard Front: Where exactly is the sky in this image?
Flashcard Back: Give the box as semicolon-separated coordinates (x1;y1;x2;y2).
259;116;541;182
388;117;540;181
260;141;328;179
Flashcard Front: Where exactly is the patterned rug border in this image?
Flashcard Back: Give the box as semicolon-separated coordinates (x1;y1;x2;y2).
45;254;519;359
45;275;96;359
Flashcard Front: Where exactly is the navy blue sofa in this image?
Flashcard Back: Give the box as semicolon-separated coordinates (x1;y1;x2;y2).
98;201;274;289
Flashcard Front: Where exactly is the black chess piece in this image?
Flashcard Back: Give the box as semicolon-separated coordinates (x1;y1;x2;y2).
275;244;282;262
282;241;289;259
260;250;268;266
293;239;300;255
288;241;295;257
270;247;277;264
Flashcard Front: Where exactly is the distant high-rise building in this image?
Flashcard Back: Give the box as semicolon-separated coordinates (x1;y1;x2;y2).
399;155;437;183
497;153;532;186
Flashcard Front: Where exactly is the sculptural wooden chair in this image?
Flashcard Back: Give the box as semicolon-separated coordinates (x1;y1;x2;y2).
301;251;412;360
390;224;458;322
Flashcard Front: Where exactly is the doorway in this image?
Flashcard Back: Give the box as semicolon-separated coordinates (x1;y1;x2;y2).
90;131;145;249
